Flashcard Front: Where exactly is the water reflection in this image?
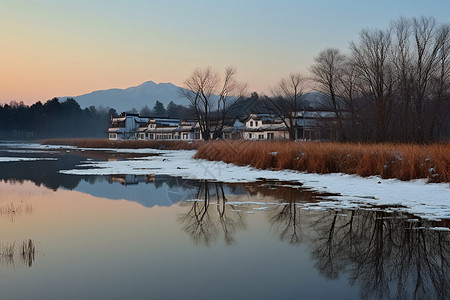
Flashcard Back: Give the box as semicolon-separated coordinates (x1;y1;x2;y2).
0;239;37;268
307;210;450;299
0;153;91;190
269;200;304;245
0;202;33;222
1;147;449;298
179;181;247;246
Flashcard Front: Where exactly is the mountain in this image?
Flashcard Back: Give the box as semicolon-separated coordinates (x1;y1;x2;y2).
66;81;191;113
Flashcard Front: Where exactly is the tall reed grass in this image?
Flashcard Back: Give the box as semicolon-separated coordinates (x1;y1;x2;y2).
194;141;450;183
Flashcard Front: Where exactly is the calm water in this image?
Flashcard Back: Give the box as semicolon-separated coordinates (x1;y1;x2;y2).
0;143;449;299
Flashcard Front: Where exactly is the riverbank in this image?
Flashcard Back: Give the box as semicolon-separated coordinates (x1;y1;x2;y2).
40;138;200;150
195;140;450;183
40;138;449;183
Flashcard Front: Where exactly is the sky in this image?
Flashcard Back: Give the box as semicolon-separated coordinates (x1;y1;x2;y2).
1;0;449;105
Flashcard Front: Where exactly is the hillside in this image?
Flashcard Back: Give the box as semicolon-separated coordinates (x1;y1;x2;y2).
66;81;191;113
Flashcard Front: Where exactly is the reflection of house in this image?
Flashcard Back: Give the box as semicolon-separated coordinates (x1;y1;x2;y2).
242;114;288;140
110;174;156;185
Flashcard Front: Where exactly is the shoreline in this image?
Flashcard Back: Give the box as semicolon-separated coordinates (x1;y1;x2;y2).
40;138;449;183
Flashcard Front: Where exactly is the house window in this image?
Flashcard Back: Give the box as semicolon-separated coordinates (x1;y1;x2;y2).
183;133;188;139
258;134;264;139
109;133;117;139
148;133;154;140
248;133;253;139
255;121;259;127
267;133;274;140
250;121;253;127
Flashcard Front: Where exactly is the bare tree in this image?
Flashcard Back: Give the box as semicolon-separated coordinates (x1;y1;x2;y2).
351;28;394;142
183;67;247;140
271;73;307;140
339;58;365;140
409;17;441;142
390;16;450;142
391;17;414;141
429;24;450;140
310;48;348;141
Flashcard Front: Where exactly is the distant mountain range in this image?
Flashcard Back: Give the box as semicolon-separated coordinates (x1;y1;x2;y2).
64;80;334;114
65;81;191;113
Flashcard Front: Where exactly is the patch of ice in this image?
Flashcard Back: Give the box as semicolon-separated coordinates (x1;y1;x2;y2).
253;207;269;211
428;227;450;232
4;149;60;154
0;157;57;162
407;219;420;223
226;201;269;206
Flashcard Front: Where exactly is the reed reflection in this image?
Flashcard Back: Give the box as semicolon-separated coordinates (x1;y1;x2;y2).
0;202;33;222
0;239;37;268
178;180;247;246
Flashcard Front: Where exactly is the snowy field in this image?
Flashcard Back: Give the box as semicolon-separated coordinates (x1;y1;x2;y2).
1;142;448;222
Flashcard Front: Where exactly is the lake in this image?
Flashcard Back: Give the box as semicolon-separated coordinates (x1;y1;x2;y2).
0;142;448;299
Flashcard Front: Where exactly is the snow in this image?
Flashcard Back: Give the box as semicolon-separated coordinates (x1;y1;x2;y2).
428;227;450;232
4;149;60;154
58;149;450;221
0;157;57;162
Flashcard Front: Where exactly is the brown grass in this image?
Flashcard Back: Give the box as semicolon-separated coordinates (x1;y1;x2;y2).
40;138;201;150
194;141;450;183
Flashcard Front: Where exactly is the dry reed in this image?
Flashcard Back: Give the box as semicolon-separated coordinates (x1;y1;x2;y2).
195;141;450;183
40;138;200;150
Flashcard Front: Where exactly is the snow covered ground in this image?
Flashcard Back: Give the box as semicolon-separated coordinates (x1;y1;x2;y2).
57;149;450;221
0;157;57;162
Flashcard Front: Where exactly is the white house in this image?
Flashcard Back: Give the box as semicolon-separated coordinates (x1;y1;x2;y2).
108;113;149;140
242;113;289;140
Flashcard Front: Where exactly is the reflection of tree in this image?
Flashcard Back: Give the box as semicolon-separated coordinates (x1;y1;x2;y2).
309;210;356;279
308;209;450;299
0;153;101;190
267;187;325;245
179;181;246;246
269;201;303;245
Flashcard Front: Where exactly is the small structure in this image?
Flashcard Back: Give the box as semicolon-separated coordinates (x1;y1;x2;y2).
294;110;348;141
108;113;149;140
242;113;289;140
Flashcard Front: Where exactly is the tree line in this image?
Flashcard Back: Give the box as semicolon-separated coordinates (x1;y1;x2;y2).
0;98;114;139
310;16;450;143
136;100;196;119
183;16;450;143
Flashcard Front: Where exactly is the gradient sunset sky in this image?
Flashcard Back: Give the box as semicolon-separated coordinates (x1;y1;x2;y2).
1;0;449;105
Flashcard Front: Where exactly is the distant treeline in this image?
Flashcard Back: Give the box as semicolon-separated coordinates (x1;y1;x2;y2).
0;98;114;139
308;16;450;143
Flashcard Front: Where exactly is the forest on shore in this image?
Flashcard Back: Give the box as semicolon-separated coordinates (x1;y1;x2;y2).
0;98;113;139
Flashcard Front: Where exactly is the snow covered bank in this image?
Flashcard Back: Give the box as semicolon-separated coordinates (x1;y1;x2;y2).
59;149;450;221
